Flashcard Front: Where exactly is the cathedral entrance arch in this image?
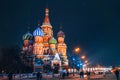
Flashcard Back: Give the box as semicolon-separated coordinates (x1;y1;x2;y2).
52;60;61;73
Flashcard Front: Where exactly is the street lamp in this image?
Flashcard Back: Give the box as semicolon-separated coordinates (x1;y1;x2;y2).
74;47;80;54
72;57;75;76
72;47;81;76
81;55;85;60
85;60;88;64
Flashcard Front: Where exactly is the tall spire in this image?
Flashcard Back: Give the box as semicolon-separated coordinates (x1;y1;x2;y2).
37;20;40;26
41;7;52;28
43;7;50;25
45;7;49;16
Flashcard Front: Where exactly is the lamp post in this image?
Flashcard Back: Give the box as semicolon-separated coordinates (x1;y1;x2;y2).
72;57;75;76
72;47;80;76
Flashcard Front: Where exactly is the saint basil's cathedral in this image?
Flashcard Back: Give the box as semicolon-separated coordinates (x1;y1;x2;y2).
21;7;68;72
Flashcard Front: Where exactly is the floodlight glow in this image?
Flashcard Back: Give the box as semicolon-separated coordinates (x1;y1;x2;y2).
77;64;80;66
80;63;83;65
73;57;75;61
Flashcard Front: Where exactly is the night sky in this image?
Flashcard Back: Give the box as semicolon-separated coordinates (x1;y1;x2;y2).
0;0;120;66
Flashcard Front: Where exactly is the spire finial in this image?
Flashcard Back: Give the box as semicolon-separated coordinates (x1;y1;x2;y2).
38;20;40;26
45;6;49;16
46;4;48;9
60;23;62;30
27;24;30;32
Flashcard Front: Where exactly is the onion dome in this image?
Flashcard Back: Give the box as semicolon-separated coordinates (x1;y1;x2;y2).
57;30;65;38
49;37;57;44
23;32;33;40
33;27;44;36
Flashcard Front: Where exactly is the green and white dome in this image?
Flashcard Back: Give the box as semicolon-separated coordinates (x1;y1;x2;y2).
23;31;33;40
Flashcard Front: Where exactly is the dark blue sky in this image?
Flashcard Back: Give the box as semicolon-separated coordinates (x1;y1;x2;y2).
0;0;120;66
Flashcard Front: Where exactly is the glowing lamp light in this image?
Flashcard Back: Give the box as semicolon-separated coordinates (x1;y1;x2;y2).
85;60;88;63
74;47;80;53
81;56;85;59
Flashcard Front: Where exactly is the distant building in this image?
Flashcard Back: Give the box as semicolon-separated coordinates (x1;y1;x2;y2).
21;7;68;72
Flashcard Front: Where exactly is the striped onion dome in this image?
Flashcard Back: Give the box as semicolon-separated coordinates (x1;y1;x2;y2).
23;32;33;40
57;30;65;38
49;37;57;44
33;27;44;37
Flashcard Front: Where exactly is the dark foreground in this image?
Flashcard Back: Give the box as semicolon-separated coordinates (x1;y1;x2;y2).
0;73;119;80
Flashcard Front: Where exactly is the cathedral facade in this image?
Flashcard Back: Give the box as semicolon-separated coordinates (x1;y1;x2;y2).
21;7;68;72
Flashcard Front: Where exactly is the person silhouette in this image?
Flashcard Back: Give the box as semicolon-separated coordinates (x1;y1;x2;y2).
8;72;13;80
79;70;84;78
62;68;66;79
36;72;40;80
115;69;119;80
86;71;90;79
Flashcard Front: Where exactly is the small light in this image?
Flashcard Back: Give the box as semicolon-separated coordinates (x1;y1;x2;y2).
77;64;80;66
80;63;83;65
81;56;85;59
73;58;75;61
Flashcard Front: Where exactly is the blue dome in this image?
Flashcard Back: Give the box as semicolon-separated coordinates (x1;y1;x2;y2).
33;27;44;36
23;32;33;40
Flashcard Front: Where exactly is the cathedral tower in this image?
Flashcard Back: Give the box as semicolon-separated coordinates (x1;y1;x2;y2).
41;7;53;53
22;30;33;54
41;7;53;37
33;26;44;58
21;7;68;72
57;28;68;66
